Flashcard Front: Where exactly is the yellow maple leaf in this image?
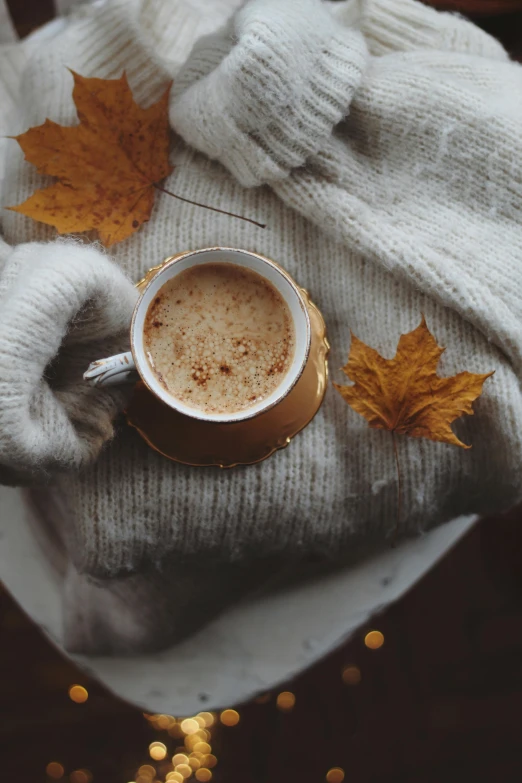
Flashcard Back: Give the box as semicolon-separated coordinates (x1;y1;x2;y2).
334;317;494;448
7;71;173;247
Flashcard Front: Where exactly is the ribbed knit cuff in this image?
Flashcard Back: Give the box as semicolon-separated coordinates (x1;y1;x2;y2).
360;0;508;59
170;0;368;187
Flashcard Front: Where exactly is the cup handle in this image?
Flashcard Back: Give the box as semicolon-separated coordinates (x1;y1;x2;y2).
83;351;139;387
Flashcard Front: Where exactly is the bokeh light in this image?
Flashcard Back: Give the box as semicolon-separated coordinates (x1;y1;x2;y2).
326;768;345;783
156;714;176;730
137;766;156;779
180;718;199;735
149;742;167;761
342;665;362;685
193;742;210;755
46;762;65;779
220;709;240;726
69;770;92;783
68;685;88;704
197;712;214;727
276;691;296;711
364;630;384;649
64;701;220;782
203;755;217;769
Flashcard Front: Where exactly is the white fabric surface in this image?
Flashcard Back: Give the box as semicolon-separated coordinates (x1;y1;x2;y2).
0;484;476;712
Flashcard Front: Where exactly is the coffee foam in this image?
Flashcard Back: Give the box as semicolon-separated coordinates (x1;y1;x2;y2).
143;262;295;414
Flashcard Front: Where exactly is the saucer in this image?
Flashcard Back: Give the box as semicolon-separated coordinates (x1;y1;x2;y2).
125;256;329;467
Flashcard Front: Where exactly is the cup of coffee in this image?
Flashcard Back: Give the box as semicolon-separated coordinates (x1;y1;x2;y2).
84;248;311;422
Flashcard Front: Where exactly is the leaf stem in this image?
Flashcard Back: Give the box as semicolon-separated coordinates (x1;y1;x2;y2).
153;183;266;229
391;430;402;548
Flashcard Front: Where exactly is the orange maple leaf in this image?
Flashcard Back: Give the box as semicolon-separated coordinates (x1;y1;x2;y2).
7;71;173;247
334;317;494;449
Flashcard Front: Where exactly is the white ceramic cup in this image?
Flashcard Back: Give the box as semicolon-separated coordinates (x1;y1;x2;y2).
84;247;311;423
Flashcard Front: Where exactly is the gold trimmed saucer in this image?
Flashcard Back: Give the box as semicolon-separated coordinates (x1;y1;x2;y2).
125;259;329;467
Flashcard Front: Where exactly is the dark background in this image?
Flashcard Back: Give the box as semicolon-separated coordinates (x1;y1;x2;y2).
2;2;522;782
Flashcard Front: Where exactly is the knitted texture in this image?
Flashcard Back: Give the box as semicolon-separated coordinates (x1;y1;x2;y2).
170;0;369;187
0;241;137;484
354;0;509;57
2;0;522;652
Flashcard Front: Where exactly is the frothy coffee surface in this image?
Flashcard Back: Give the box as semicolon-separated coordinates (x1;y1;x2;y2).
143;262;295;414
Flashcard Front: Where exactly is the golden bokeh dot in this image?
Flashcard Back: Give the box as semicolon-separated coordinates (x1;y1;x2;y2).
172;755;189;767
137;776;153;783
46;762;65;779
203;755;217;770
149;742;167;761
220;709;240;727
326;768;345;783
68;685;88;704
180;718;199;735
174;764;192;779
157;714;176;730
342;665;362;685
195;716;206;727
276;691;296;711
184;736;198;752
197;729;210;741
195;770;212;783
193;742;211;755
188;757;201;771
137;766;156;779
69;770;92;783
254;693;271;704
166;774;184;783
364;630;384;650
197;712;214;727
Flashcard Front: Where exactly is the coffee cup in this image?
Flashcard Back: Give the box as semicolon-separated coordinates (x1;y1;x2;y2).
84;248;311;423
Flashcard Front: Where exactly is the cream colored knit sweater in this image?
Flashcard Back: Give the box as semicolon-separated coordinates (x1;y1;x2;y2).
1;0;522;652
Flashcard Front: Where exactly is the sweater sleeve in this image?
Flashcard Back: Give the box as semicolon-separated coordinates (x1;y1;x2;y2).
169;0;507;191
0;240;138;485
356;0;509;59
170;0;368;188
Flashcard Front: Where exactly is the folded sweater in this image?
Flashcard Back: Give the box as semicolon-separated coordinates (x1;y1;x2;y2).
1;0;522;652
